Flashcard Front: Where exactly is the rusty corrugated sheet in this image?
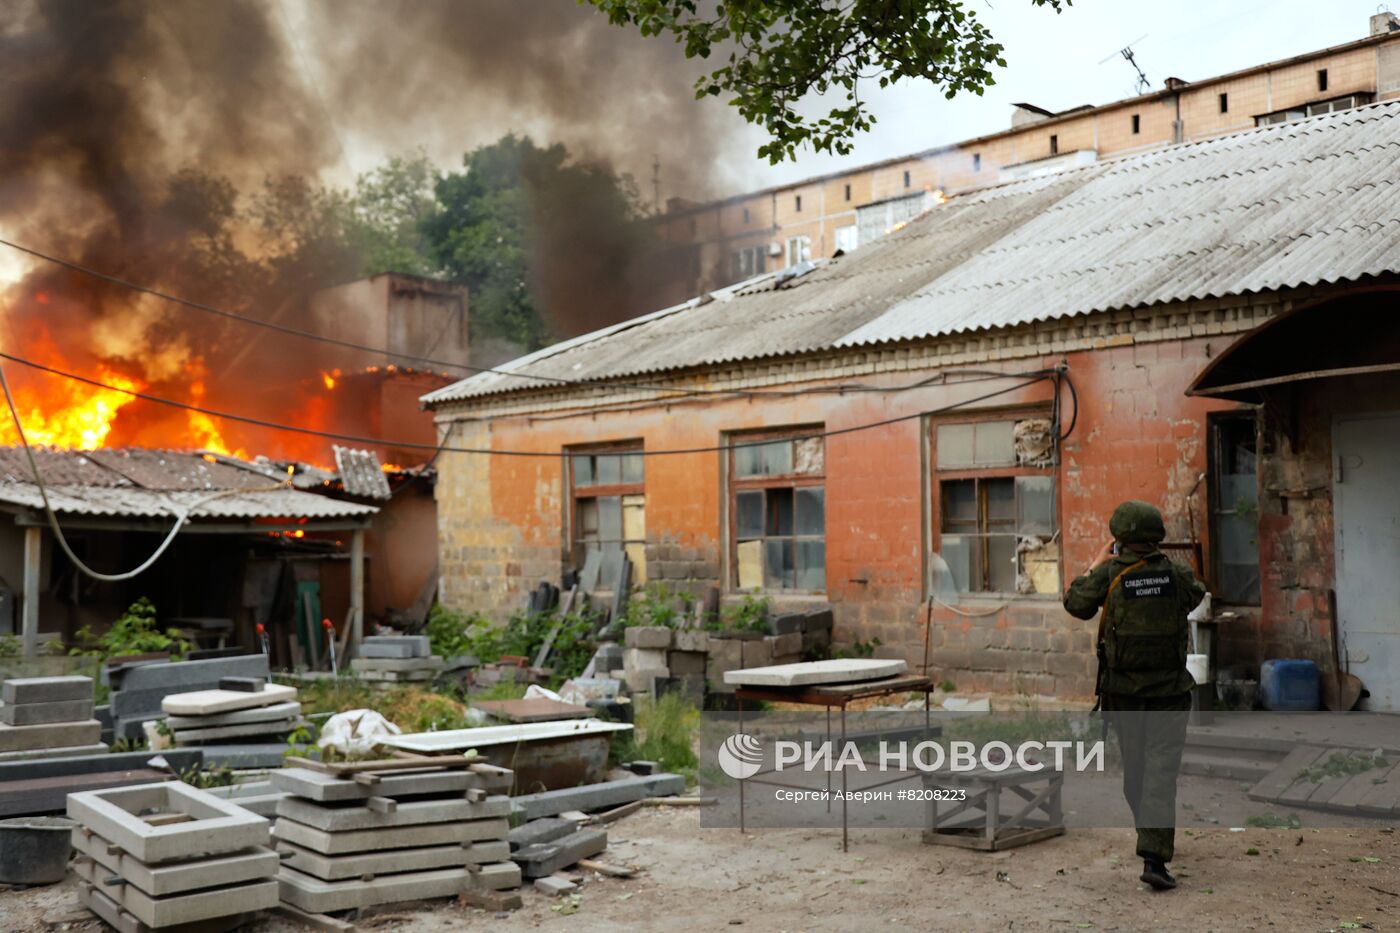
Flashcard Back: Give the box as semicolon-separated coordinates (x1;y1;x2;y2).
0;484;375;519
424;100;1400;407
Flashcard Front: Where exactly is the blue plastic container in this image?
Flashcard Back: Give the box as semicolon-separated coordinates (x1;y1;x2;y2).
1259;659;1320;711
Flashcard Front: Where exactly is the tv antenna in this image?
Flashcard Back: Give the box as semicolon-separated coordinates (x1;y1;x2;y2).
1099;34;1151;95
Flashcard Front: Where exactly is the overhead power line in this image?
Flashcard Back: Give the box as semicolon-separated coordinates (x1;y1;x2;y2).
0;349;1052;459
0;236;805;401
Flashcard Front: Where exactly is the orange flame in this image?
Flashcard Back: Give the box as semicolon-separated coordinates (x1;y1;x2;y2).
0;365;140;449
321;371;336;390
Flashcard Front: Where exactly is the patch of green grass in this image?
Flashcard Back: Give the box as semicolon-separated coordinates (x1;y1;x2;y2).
290;678;476;733
470;681;529;702
616;692;699;782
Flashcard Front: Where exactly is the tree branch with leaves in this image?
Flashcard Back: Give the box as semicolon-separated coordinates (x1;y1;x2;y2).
585;0;1071;163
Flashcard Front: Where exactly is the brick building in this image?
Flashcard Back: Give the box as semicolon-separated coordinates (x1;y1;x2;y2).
424;102;1400;709
647;12;1400;309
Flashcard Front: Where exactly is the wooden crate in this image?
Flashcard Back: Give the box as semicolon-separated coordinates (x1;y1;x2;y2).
921;765;1064;851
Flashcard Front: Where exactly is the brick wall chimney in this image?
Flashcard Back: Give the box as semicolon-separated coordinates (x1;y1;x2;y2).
1371;11;1400;36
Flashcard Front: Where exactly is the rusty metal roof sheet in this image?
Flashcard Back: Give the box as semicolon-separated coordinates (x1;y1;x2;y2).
0;447;376;521
424;100;1400;407
333;446;392;500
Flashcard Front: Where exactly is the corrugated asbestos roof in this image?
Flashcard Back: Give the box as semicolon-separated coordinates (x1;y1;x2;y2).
0;447;376;520
333;446;392;500
424;100;1400;407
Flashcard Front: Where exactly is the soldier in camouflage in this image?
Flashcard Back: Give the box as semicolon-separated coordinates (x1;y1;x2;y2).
1063;500;1206;891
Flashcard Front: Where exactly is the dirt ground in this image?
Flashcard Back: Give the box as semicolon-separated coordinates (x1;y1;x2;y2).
4;801;1397;933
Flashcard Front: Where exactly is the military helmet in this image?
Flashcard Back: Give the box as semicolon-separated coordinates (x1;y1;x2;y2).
1109;499;1166;544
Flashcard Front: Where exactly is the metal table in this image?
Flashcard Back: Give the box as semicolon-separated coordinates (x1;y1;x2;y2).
734;674;935;851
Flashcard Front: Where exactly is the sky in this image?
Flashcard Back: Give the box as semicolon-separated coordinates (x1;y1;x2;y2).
732;0;1391;191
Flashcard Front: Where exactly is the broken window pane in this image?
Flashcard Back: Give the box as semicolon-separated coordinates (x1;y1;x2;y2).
577;498;599;537
764;539;794;589
794;436;824;474
736;491;764;539
596;455;622;485
795;487;825;536
986;477;1015;526
1016;476;1055;535
573;455;594;487
936;423;975;468
941;479;977;528
796;540;825;591
988;534;1018;592
973;421;1016;466
622;453;644;484
766;487;794;536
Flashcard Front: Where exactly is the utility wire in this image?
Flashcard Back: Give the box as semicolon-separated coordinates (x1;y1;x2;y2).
0;349;1050;459
0;360;294;581
0;236;818;400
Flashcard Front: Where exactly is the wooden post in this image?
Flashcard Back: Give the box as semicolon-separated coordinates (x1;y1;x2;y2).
21;526;40;659
349;526;365;658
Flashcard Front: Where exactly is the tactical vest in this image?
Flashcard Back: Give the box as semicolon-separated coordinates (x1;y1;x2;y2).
1100;552;1191;696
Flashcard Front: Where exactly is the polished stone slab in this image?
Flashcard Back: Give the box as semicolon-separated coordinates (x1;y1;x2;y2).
722;658;908;687
161;684;296;716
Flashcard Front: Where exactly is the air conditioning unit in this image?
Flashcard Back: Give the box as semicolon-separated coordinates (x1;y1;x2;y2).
768;240;783;257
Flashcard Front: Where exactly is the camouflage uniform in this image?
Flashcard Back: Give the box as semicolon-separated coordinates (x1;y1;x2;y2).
1063;501;1206;863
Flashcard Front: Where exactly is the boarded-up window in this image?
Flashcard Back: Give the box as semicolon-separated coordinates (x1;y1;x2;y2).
934;417;1059;595
570;446;646;585
1209;413;1259;604
730;430;825;592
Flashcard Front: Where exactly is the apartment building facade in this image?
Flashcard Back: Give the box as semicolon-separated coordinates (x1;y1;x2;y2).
648;12;1400;307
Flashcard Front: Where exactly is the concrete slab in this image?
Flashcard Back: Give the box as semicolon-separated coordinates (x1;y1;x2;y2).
273;816;510;854
172;719;297;744
513;828;607;879
673;629;709;652
0;719;101;753
513;773;686;820
352;669;434;682
384;719;632;755
210;792;286;818
0;741;109;763
360;642;420;659
270;766;475;802
363;635;430;656
217;676;265;693
195;744;304;770
0;698;94;726
507;818;578;851
0;749;201;782
277;840;469;880
474;698;593;723
535;875;576;895
2;675;93;705
623;627;672;650
161;684;297;716
622;647;667;670
349;657;445;673
722;658;907;686
165;701;302;730
277;864;466;913
73;857;278;927
470;861;521;891
67;781;271;862
465;839;511;864
76;880;256;933
71;828;279;896
275;794;510;832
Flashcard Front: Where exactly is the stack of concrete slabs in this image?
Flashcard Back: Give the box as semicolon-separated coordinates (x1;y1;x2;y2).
350;636;444;683
0;676;104;762
271;762;522;912
161;685;301;746
67;781;279;929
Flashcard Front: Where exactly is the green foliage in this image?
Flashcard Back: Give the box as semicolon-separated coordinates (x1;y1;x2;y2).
937;679;958;693
587;0;1071;163
343;152;440;277
426;604;495;660
291;679;476;734
427;603;602;681
72;598;190;661
705;595;768;633
177;764;238;789
469;680;529;702
1296;750;1388;785
617;692;699;782
0;634;18;658
109;736;148;754
835;636;882;659
422;134;646;349
623;582;693;629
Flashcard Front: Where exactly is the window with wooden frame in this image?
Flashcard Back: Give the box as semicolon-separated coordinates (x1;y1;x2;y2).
932;416;1058;595
569;445;646;586
728;429;825;592
1207;412;1259;605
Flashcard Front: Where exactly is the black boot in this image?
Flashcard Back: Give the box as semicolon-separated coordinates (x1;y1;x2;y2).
1140;857;1177;890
